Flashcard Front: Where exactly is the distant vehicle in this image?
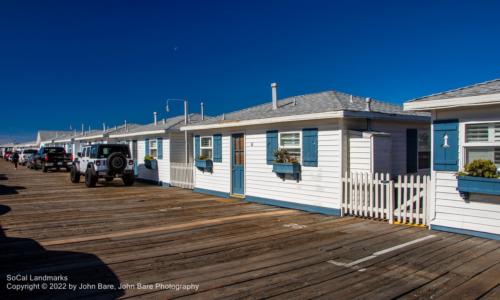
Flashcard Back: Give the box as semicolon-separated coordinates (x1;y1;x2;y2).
33;147;73;172
19;149;37;166
70;144;135;187
26;155;37;169
3;147;13;161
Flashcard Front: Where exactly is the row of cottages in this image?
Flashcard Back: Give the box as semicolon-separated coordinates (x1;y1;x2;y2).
108;114;204;186
181;84;430;216
404;78;500;240
50;124;140;157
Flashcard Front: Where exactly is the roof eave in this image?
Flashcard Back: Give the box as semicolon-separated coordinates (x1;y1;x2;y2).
404;93;500;111
109;129;168;139
181;111;345;131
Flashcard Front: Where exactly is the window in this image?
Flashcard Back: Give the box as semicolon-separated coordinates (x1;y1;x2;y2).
200;136;213;159
98;145;130;158
279;132;301;161
418;130;431;170
464;122;500;169
149;140;157;158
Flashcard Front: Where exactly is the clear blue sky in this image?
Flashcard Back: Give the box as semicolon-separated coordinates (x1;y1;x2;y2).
1;0;500;142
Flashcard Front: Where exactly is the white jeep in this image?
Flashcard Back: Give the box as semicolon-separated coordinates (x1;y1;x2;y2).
70;144;135;187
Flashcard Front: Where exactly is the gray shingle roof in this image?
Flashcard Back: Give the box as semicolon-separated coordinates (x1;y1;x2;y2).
38;130;76;142
408;78;500;102
191;90;428;126
113;114;206;135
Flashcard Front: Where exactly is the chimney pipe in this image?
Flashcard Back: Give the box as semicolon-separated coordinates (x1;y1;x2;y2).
103;123;106;132
124;120;128;132
81;124;84;134
271;82;278;110
201;102;204;120
153;112;158;125
365;97;372;112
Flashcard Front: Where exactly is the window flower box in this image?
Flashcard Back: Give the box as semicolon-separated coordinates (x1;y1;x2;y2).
195;159;213;172
457;176;500;196
272;162;301;175
144;158;158;170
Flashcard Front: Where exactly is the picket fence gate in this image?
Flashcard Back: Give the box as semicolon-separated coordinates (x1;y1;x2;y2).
342;172;430;226
170;162;194;189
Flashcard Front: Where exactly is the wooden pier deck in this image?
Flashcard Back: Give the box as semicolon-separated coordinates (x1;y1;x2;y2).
0;160;499;299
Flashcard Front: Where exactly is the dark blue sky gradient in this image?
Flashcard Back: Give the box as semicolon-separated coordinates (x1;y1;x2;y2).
1;0;500;142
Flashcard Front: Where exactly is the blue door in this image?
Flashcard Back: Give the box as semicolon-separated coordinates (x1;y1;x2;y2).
232;133;245;195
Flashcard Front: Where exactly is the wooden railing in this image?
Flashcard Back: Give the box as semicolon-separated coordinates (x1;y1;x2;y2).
170;162;194;189
342;172;430;226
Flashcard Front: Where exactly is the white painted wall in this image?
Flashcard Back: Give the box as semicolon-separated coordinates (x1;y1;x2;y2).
136;136;170;184
431;105;500;235
348;131;371;173
193;120;342;210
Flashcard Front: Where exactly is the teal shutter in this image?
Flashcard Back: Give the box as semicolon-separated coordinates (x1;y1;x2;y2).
213;134;222;162
433;120;459;171
194;135;200;160
266;130;278;165
145;138;150;156
406;129;418;173
157;138;163;159
302;128;318;167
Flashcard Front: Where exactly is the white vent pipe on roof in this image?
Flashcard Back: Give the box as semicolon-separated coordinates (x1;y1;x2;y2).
153;112;158;125
271;83;278;110
365;97;372;112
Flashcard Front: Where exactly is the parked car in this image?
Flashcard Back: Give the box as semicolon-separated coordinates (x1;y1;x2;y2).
19;149;37;166
70;144;135;187
26;155;37;169
33;146;72;172
3;147;13;161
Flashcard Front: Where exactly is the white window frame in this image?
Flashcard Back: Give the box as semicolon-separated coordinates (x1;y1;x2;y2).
278;131;302;163
200;136;213;160
149;139;158;158
462;121;500;169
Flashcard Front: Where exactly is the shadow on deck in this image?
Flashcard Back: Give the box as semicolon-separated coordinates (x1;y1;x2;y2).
0;204;123;299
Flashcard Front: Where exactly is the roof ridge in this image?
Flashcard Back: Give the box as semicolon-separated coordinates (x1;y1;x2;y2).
409;78;500;102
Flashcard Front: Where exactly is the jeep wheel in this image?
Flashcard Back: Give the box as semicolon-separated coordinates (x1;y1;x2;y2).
70;166;80;183
108;152;127;173
122;174;135;186
85;168;97;188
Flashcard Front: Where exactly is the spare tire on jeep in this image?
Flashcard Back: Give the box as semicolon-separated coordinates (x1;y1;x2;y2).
107;152;127;173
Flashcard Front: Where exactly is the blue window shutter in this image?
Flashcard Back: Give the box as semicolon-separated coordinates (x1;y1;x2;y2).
266;130;278;165
433;119;459;171
302;128;318;167
157;138;163;159
406;129;418;173
194;135;200;159
213;134;222;162
145;138;150;156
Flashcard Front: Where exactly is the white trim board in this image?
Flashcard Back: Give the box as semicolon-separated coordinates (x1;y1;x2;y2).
404;93;500;111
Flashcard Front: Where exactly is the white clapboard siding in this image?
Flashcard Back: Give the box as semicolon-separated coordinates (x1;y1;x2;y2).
194;134;231;193
432;171;500;234
245;123;341;209
170;163;194;189
342;172;430;226
137;138;170;184
349;132;372;173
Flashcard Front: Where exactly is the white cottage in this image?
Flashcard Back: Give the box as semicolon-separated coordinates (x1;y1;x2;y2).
405;78;500;240
108;114;203;186
182;84;430;216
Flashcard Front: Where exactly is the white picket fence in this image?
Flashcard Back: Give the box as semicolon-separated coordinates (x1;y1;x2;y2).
342;172;430;226
170;162;194;189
